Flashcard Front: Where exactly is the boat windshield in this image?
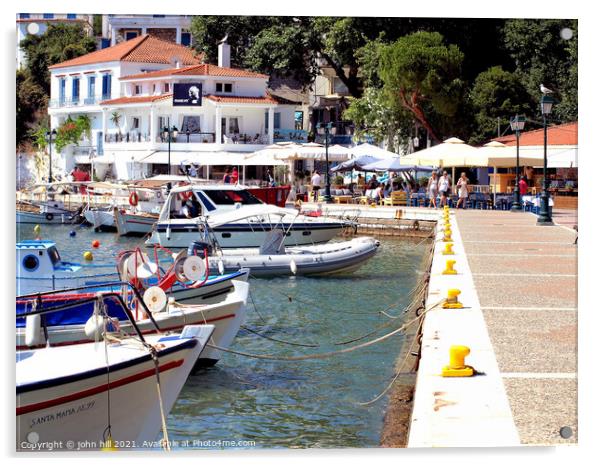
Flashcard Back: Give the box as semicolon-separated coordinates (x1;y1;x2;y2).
202;190;262;206
47;246;61;265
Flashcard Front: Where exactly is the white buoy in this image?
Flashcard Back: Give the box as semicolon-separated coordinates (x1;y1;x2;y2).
25;314;45;347
290;259;298;275
143;286;167;313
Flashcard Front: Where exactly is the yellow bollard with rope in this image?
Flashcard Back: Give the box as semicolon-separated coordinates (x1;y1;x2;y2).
101;434;119;451
442;288;463;309
442;228;453;242
442;345;474;377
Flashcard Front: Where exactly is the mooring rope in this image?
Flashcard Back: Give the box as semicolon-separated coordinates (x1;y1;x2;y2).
240;325;319;348
205;301;442;362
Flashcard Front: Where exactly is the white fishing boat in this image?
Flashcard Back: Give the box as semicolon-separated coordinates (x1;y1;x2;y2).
16;239;249;304
17;312;214;450
17;280;249;367
114;207;159;236
146;185;349;249
17;199;80;224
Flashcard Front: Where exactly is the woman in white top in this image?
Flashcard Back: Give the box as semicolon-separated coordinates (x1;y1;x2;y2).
456;172;469;209
427;171;438;208
438;171;450;208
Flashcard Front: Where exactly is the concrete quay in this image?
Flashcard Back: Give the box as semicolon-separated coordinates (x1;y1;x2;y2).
408;208;577;447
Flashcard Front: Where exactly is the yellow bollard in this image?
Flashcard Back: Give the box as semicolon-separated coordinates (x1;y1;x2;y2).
442;229;453;242
442;345;474;377
442;259;458;275
442;288;463;309
442;243;455;255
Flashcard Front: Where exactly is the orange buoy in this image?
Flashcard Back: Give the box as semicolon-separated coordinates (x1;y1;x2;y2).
92;239;100;248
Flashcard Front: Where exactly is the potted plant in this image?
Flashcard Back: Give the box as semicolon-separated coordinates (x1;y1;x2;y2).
333;175;344;188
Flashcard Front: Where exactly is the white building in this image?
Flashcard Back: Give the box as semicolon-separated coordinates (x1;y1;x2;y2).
17;13;94;69
47;34;300;181
102;14;193;47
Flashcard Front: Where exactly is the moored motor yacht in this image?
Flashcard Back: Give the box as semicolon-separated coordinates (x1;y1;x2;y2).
145;184;350;249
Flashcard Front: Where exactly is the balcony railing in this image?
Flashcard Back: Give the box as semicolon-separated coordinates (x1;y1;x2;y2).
105;132;152;143
49;97;102;108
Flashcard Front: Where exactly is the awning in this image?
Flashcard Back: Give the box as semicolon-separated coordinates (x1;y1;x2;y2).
91;154;115;164
138;151;281;166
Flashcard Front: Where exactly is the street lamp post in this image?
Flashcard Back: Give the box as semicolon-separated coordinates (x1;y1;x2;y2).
509;115;526;211
316;122;336;203
46;127;57;183
163;118;178;191
537;95;554;225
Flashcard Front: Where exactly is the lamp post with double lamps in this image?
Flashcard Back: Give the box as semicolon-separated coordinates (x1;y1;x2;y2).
509;115;526;211
163;118;178;190
46;128;57;183
316;122;336;203
537;95;554;225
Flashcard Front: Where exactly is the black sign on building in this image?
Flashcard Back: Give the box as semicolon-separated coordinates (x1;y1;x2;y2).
173;83;203;106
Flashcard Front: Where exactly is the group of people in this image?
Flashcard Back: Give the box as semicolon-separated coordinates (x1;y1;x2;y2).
426;170;470;208
222;167;239;184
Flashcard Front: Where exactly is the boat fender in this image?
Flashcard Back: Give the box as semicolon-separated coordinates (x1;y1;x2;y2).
413;220;420;230
218;259;225;275
84;313;104;339
290;259;298;275
25;314;46;347
143;286;167;313
45;213;54;221
129;192;139;207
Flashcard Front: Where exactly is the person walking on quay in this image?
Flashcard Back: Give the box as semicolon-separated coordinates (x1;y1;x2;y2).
519;175;528;201
456;172;469;209
223;168;232;184
231;167;239;185
311;170;322;202
427;170;438;208
438;170;450;208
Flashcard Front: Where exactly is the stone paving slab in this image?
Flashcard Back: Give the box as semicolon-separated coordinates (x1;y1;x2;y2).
503;378;577;444
467;255;577;275
472;275;577;308
482;309;577;373
464;243;577;256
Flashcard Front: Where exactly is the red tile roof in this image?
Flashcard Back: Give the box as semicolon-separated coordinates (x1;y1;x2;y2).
100;94;172;105
494;121;578;146
205;94;278;105
49;35;202;69
120;63;268;81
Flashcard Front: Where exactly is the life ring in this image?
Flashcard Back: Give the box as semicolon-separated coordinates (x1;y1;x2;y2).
156;190;163;200
45;213;54;221
129;192;139;207
179;190;193;201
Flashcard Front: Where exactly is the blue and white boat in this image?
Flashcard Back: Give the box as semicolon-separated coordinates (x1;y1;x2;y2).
16;239;249;304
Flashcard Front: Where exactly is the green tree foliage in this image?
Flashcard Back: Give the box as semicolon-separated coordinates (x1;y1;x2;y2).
19;23;96;93
503;19;577;121
378;31;465;143
17;70;48;149
32;115;92;152
469;66;534;144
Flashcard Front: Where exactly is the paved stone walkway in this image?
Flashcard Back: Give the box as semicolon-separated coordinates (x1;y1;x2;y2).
454;209;578;444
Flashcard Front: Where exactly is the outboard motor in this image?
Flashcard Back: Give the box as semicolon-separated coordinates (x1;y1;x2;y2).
187;241;212;259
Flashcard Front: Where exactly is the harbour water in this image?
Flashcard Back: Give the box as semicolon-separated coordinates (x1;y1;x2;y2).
16;223;429;448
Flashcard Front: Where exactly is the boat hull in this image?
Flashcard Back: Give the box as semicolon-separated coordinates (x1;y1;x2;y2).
16;327;212;450
84;209;116;231
16;211;73;224
211;237;380;277
16;282;249;366
114;208;158;236
147;222;344;249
